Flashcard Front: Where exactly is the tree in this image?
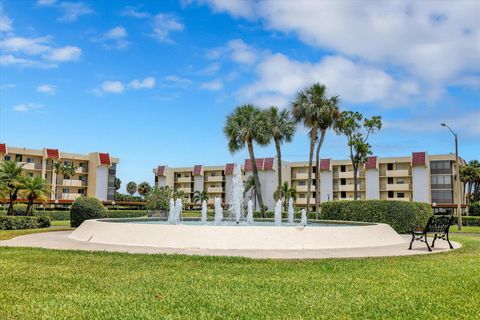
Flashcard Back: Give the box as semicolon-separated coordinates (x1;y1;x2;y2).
264;106;296;199
114;177;121;191
292;83;336;212
0;160;25;215
335;111;382;200
20;175;50;215
61;162;78;196
192;190;208;203
273;181;296;211
137;182;152;199
461;160;480;203
126;181;137;196
224;104;270;216
243;175;257;211
50;160;63;200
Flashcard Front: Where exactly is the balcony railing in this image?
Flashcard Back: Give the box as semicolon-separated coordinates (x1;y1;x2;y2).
20;162;42;170
61;193;83;200
176;187;192;193
206;176;223;182
383;169;411;177
207;187;224;193
62;179;88;187
176;177;192;183
386;183;412;191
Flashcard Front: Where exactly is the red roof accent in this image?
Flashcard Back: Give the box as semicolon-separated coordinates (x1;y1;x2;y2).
244;159;252;171
320;159;331;171
365;156;377;169
46;148;59;159
255;158;265;170
263;158;274;170
0;143;6;154
412;152;426;166
156;166;165;176
193;165;202;176
99;153;111;166
225;163;235;175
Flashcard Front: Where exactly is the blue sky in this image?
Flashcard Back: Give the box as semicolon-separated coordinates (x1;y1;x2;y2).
0;0;479;189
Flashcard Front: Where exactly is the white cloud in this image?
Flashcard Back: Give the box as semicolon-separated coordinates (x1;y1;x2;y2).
200;79;223;91
57;1;93;22
152;14;184;43
226;39;257;65
0;54;55;68
0;36;51;55
36;84;56;95
44;46;81;61
101;81;124;94
191;0;255;19
162;75;192;88
129;77;156;89
13;103;44;112
99;26;129;50
0;3;12;32
121;6;150;19
37;0;57;6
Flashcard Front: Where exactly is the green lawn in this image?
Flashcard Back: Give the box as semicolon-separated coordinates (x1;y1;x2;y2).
0;232;479;319
451;225;480;234
0;227;73;241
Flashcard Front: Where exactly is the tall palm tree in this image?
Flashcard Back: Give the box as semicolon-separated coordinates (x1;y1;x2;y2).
114;177;121;191
61;163;78;199
20;175;50;215
264;106;296;197
273;181;296;211
243;175;257;211
126;181;137;196
0;160;25;215
224;104;270;215
292;83;329;213
137;181;152;199
192;190;208;203
50;160;64;200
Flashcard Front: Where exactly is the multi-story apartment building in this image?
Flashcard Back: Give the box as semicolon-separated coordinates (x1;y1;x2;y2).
0;144;118;202
154;152;464;213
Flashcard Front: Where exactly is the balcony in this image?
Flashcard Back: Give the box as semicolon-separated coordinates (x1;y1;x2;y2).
62;179;87;187
176;177;192;183
76;167;88;174
385;169;410;177
176;187;192;193
338;171;354;179
61;193;83;200
206;176;223;182
386;183;411;191
20;162;42;170
207;187;223;193
386;197;411;202
336;184;364;192
295;185;315;192
207;198;223;204
293;173;309;180
295;198;316;205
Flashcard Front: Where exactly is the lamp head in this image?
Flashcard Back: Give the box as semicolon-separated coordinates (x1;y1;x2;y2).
440;123;446;127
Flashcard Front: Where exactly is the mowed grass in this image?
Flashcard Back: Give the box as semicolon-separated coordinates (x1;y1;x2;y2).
0;235;479;319
0;227;73;241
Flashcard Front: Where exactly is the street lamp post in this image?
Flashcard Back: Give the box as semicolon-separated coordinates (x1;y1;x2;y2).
441;123;462;230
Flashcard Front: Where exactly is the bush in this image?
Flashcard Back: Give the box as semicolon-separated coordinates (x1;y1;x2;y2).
70;197;107;227
106;210;148;218
455;216;480;227
35;211;71;221
468;202;480;216
114;191;144;202
11;204;33;216
0;216;51;230
321;200;431;234
145;187;172;211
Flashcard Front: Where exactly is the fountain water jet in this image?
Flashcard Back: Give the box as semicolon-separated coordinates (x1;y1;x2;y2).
214;197;223;225
174;198;182;224
274;199;282;226
301;209;307;226
167;198;175;224
288;197;294;223
246;200;254;224
201;200;207;224
229;165;244;223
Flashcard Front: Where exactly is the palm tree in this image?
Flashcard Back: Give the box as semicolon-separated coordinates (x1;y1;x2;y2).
292;83;330;213
243;175;257;211
20;175;50;215
0;160;25;215
114;177;121;191
192;190;208;203
264;106;296;197
137;182;152;199
224;104;270;215
126;181;137;196
273;181;296;211
61;163;78;198
50;160;63;200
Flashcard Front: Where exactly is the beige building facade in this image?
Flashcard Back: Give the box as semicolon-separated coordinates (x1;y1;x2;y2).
154;152;464;212
0;144;118;202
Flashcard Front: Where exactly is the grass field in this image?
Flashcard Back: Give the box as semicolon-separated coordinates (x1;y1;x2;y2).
0;231;479;319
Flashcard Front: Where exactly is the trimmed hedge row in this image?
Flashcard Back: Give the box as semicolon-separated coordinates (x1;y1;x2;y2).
0;216;51;230
457;216;480;227
321;200;431;234
34;210;148;221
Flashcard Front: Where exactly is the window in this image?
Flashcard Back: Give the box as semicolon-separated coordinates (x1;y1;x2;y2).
340;165;346;172
388;177;394;184
430;161;451;174
15;155;22;162
431;175;452;189
78;189;85;194
299;194;305;198
432;190;453;204
63;188;69;193
388;191;394;198
341;191;347;198
28;173;33;177
397;164;407;170
4;155;11;161
341;178;346;185
397;179;405;184
26;157;34;163
211;172;216;176
397;193;405;198
387;163;394;170
298;181;306;186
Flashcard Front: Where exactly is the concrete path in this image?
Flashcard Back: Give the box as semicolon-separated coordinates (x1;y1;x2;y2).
0;231;460;259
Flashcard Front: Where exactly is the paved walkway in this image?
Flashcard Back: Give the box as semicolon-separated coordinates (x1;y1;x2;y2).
0;231;460;259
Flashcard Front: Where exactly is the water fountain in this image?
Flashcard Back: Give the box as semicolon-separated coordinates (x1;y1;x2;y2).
229;165;244;223
288;197;294;223
300;208;307;226
274;199;282;226
167;198;175;224
174;198;182;224
201;200;207;224
246;199;254;224
214;197;223;225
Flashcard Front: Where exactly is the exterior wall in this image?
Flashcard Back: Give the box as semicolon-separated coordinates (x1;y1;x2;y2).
365;169;380;199
320;171;333;202
412;166;430;202
194;175;203;193
94;166;109;201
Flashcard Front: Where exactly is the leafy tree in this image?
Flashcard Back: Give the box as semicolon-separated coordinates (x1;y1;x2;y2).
50;160;63;200
114;177;121;191
224;104;270;216
61;162;78;193
137;181;152;199
20;175;50;215
145;186;173;211
335;111;382;200
273;181;296;211
461;160;480;203
243;175;257;211
264;106;295;197
192;190;208;203
126;181;137;196
0;160;25;215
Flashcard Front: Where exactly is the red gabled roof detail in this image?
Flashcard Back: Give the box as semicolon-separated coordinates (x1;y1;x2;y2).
0;143;6;154
365;156;377;169
156;166;165;176
225;163;235;175
193;165;202;176
244;159;252;171
412;152;426;166
99;153;111;166
46;148;60;159
320;159;331;171
255;158;265;170
263;158;274;170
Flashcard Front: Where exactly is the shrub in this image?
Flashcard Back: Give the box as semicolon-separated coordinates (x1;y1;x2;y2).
35;211;70;221
106;210;148;218
12;204;33;216
455;216;480;227
468;202;480;216
145;187;172;211
70;197;107;227
321;200;431;234
0;216;51;230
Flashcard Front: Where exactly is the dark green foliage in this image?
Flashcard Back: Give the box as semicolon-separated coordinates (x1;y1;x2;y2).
35;210;148;221
468;202;480;216
321;200;431;233
460;216;480;226
11;204;32;216
114;191;143;202
145;187;172;211
0;216;50;230
70;197;107;227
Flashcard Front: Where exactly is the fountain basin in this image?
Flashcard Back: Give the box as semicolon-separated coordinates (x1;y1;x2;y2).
69;218;407;250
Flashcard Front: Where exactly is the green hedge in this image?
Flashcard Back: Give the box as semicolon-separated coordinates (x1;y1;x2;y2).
0;216;50;230
321;200;431;233
458;216;480;227
71;197;107;227
468;202;480;216
35;210;148;221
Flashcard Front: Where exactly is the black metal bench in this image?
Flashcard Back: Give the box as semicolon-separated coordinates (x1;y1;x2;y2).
408;215;454;252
